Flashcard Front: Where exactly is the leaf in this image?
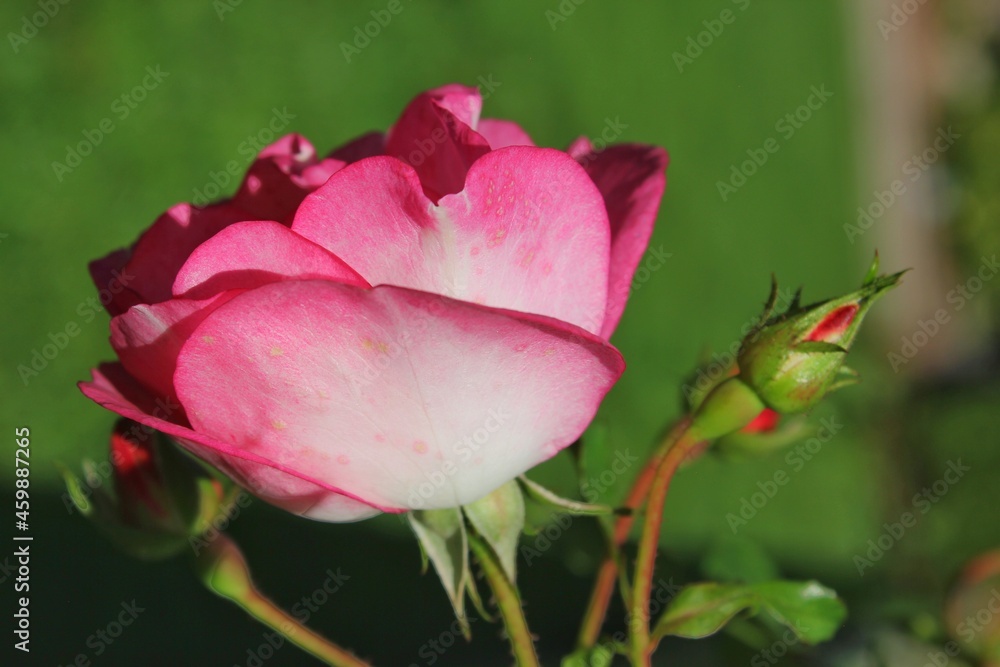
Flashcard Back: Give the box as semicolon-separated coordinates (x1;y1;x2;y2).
519;475;618;516
863;250;880;286
654;580;846;645
408;509;470;633
463;480;525;583
750;581;847;643
654;583;759;639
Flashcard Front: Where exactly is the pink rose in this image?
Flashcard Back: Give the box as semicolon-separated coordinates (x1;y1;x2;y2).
81;84;668;522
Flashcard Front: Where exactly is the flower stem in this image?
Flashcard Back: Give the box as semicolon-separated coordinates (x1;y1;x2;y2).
468;530;540;667
575;418;695;650
192;534;371;667
627;423;702;666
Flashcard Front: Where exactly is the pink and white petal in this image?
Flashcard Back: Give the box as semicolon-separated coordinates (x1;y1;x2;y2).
328;131;385;163
574;144;668;339
79;363;383;522
234;134;346;222
478;119;535;149
110;293;238;406
88;247;144;316
293;147;610;334
122;202;251;306
384;86;490;202
172;221;369;300
174;281;624;512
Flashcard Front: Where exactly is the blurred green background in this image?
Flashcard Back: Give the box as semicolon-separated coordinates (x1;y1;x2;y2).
2;1;999;665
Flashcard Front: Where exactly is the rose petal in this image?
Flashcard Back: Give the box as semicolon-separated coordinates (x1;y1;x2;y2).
329;131;385;163
292;147;610;334
110;293;237;408
384;85;490;202
174;280;624;511
88;248;144;316
234;134;346;222
79;363;384;522
571;140;668;338
172;220;369;299
478;119;535;149
121;202;250;306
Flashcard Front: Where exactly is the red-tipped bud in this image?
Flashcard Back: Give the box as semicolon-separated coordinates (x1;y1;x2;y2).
736;254;904;414
64;419;232;560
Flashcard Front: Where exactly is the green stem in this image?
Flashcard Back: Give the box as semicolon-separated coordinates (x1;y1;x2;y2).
468;530;540;667
192;534;371;667
628;423;702;667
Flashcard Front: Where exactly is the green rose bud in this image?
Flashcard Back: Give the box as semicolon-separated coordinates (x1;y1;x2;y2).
736;254;904;414
63;419;234;560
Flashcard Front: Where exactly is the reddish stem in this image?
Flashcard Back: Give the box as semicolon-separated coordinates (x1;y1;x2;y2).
627;425;702;665
575;418;696;649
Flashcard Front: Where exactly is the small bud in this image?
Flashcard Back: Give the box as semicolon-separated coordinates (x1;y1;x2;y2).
736;254;904;414
63;419;232;560
945;550;1000;661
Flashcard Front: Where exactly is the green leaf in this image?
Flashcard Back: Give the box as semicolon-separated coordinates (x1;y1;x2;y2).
654;583;759;639
463;480;525;583
750;581;847;643
408;509;470;632
863;250;880;286
653;580;846;644
518;475;617;516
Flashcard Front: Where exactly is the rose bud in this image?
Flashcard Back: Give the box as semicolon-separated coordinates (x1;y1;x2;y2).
944;549;1000;662
682;357;805;454
735;254;904;415
63;419;232;560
